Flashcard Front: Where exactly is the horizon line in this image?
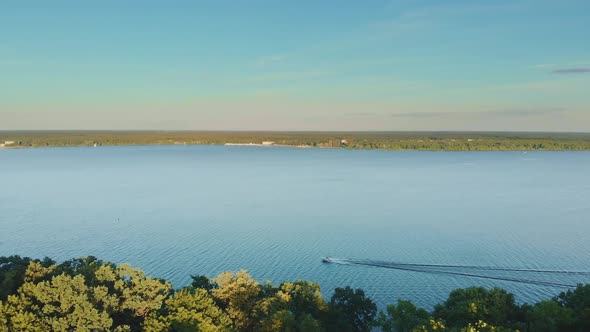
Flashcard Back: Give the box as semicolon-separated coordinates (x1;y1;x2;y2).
2;129;590;135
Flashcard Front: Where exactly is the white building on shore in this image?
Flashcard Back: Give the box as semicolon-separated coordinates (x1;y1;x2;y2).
1;141;15;148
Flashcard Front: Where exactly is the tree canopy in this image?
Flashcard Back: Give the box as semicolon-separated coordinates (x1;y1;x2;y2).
1;256;589;332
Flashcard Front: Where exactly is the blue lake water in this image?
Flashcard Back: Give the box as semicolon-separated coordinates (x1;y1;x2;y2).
1;145;589;308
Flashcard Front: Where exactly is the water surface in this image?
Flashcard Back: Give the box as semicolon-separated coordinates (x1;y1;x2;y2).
1;146;589;308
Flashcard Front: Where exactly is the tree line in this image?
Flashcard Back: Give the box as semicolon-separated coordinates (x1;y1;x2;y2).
1;255;589;331
2;131;590;151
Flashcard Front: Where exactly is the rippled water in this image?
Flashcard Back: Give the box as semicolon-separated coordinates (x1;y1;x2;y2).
1;146;589;308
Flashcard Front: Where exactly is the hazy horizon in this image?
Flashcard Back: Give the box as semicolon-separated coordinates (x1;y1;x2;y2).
2;129;590;135
2;1;589;131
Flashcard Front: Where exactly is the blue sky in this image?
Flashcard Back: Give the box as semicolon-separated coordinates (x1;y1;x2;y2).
1;0;589;131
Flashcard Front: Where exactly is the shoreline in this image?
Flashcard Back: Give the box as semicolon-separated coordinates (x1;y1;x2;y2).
2;142;590;152
2;131;590;151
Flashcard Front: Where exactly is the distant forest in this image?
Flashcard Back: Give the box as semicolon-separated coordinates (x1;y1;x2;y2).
2;131;590;151
1;255;589;331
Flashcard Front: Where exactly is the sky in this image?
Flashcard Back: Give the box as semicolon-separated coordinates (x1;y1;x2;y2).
1;0;589;131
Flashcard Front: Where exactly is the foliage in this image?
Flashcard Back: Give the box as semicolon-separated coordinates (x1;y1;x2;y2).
190;275;215;292
5;272;113;331
211;270;261;330
0;256;54;301
555;284;590;331
376;299;430;332
325;286;377;332
525;300;574;332
0;258;171;331
144;288;232;332
433;287;519;329
411;318;446;331
1;255;590;332
2;131;590;151
251;280;327;332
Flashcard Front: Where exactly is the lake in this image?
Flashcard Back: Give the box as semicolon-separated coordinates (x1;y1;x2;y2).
1;145;589;308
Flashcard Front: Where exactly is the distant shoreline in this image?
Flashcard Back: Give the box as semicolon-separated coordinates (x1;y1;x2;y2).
3;143;590;153
1;131;590;151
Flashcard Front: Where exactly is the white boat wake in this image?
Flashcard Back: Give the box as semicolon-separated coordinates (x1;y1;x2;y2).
321;257;590;288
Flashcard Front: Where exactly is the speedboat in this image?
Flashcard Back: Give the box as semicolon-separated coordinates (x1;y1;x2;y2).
322;257;334;263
